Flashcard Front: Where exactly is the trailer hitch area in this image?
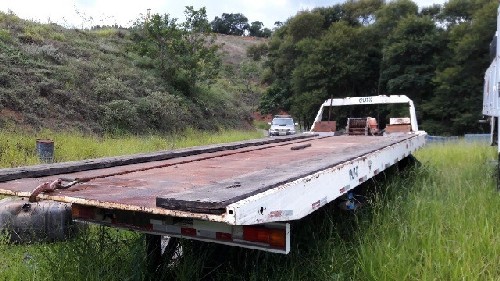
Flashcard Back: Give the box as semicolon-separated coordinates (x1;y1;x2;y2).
28;178;80;202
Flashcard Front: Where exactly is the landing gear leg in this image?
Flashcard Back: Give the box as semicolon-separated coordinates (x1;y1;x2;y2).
146;234;161;278
496;118;500;191
145;235;180;279
497;152;500;191
491;117;498;146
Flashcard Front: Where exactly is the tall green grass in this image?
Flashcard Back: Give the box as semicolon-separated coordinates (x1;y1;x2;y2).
0;128;263;280
355;143;500;280
173;142;499;280
0;128;264;168
0;226;147;280
1;140;499;280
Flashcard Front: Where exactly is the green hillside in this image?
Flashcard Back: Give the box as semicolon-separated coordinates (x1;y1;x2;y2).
0;10;265;134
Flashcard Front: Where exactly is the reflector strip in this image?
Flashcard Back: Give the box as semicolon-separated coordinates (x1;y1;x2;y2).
216;232;232;241
181;227;197;236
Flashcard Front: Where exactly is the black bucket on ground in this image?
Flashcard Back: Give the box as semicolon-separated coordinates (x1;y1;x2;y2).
36;139;54;163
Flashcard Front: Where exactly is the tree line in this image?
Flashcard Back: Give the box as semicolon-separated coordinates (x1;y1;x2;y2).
211;13;273;37
258;0;497;135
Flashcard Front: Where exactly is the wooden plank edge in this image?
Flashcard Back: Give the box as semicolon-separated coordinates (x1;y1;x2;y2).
0;133;318;182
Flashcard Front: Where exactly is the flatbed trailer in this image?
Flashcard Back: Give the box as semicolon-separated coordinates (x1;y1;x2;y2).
0;95;426;254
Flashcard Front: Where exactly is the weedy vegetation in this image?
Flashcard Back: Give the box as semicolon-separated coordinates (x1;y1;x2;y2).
0;129;263;168
1;139;499;280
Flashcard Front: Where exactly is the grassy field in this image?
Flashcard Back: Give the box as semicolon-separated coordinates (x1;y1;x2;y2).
185;142;498;281
1;136;499;280
0;129;264;168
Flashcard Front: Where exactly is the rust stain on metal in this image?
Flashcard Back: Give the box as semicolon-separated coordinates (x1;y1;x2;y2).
29;179;61;202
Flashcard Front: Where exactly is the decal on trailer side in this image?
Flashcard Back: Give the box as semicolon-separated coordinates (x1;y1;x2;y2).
359;97;373;103
349;166;359;180
311;197;327;210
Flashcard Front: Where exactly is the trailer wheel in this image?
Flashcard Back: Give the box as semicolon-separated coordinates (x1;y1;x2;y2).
397;154;420;171
145;235;180;277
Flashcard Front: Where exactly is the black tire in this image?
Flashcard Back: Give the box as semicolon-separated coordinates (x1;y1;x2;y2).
397;154;420;171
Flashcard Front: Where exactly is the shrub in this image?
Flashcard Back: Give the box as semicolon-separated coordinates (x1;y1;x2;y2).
0;29;11;43
246;42;268;61
0;71;9;87
92;28;118;38
93;75;132;102
101;100;139;134
136;92;191;133
22;43;65;64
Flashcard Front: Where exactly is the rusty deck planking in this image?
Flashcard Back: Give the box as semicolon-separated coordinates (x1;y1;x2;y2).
0;134;417;215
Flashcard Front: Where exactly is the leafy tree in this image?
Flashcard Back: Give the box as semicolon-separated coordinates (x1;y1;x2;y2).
239;60;265;109
312;5;345;28
211;13;249;36
290;22;381;124
261;28;272;38
248;21;272;37
425;0;497;134
439;0;476;25
378;15;443;107
249;21;264;36
420;4;443;20
274;21;284;28
375;0;418;35
259;0;498;135
131;6;220;95
343;0;384;25
287;12;324;42
247;42;269;61
259;82;291;114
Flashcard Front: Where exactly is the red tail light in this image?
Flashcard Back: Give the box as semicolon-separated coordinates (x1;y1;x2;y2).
181;227;197;236
243;226;286;249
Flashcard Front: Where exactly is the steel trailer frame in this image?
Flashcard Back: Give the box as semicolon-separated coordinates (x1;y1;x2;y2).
0;95;426;254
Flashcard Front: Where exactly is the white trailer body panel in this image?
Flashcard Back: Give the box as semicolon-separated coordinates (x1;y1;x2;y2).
226;132;425;225
483;52;499;117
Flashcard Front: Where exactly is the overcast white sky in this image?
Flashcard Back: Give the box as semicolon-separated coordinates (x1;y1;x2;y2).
0;0;447;29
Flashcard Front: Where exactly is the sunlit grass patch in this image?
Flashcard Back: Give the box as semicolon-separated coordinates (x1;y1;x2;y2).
356;142;500;280
0;129;263;168
1;136;498;280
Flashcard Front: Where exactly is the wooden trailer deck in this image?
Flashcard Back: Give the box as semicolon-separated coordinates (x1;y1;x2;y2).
0;133;425;224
